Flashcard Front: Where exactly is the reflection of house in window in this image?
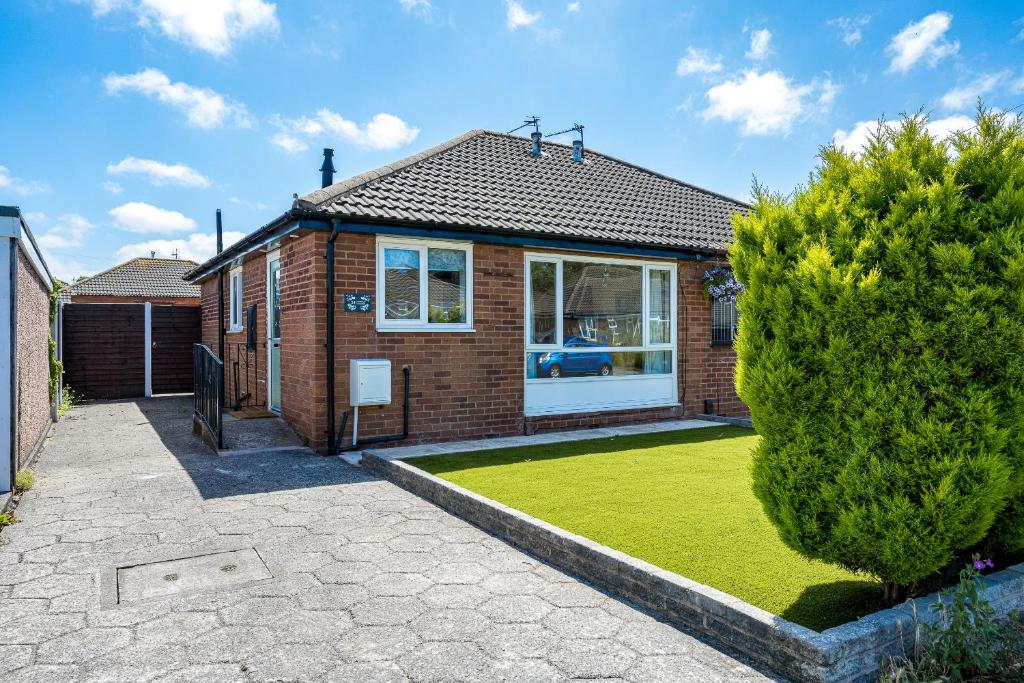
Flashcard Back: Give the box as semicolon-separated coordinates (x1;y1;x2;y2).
562;262;643;346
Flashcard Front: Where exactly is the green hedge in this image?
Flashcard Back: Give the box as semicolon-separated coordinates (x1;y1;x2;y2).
730;109;1024;593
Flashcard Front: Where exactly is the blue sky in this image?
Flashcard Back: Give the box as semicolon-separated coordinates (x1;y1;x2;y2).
1;1;1022;281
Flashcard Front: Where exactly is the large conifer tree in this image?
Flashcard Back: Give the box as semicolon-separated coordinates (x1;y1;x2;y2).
731;110;1024;597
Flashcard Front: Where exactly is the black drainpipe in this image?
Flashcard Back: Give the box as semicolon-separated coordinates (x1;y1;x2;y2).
325;220;341;455
216;209;225;364
338;366;410;452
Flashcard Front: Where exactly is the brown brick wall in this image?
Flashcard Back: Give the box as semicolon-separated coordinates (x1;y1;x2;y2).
198;230;747;452
15;245;52;470
200;252;269;411
679;261;747;418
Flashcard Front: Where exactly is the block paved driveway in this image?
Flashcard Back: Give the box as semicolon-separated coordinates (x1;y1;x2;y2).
0;397;779;682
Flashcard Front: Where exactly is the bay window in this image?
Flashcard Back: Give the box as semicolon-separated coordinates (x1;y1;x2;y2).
377;237;472;331
525;253;677;415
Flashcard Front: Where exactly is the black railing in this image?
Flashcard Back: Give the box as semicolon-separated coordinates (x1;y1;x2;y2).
193;343;224;449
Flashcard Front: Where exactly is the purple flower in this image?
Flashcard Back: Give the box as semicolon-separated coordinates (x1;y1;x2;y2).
985;558;995;569
973;560;986;571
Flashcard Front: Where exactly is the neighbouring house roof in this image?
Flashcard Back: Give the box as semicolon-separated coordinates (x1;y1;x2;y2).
63;257;200;301
185;129;748;281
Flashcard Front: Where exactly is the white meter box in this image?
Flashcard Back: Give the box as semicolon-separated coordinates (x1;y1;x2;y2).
350;359;392;406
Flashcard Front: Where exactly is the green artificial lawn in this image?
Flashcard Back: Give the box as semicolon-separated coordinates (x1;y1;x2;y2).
405;425;881;631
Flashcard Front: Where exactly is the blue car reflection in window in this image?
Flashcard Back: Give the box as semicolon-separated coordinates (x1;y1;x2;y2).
535;336;613;379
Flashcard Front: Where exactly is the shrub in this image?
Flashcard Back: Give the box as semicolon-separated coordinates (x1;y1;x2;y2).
14;470;35;492
731;109;1024;596
58;385;80;418
879;560;1024;682
0;512;15;529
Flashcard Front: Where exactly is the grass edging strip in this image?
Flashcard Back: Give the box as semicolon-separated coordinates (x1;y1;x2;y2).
363;450;1024;683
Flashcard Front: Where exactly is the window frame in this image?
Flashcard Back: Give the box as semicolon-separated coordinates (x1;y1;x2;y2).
375;236;474;332
524;252;677;380
228;265;244;332
711;297;738;346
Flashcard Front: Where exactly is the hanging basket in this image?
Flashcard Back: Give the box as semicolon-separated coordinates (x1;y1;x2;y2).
702;266;744;302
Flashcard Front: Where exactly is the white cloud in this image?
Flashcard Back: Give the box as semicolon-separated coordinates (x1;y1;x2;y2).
86;0;279;56
271;109;419;152
398;0;432;12
886;12;959;74
109;202;197;234
230;196;268;210
939;71;1008;110
745;28;772;60
45;253;92;283
1014;17;1024;42
106;156;211;188
0;165;50;196
270;133;309;154
103;68;253;129
103;181;124;195
566;2;580;12
827;16;869;46
506;1;540;30
116;230;246;263
37;214;94;250
832;114;976;155
676;47;723;77
702;70;837;136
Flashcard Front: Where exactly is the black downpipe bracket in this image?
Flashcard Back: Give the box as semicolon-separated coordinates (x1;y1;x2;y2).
338;366;411;453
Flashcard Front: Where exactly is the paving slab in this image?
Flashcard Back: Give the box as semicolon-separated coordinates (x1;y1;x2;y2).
0;396;781;682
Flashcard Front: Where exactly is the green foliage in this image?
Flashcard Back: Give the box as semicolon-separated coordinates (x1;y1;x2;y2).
48;281;63;403
14;470;36;492
731;108;1024;589
427;303;466;324
0;512;16;529
880;560;1024;682
58;386;79;418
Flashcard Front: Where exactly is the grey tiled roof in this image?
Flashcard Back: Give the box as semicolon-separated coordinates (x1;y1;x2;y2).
304;129;748;252
66;257;200;299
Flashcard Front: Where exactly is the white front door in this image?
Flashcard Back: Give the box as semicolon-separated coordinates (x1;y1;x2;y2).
267;251;282;412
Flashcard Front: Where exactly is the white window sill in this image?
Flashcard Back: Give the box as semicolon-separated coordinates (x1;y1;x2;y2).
525;400;681;417
228;325;244;333
376;326;475;333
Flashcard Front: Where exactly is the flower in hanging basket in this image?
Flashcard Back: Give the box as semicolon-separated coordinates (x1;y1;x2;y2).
702;267;744;302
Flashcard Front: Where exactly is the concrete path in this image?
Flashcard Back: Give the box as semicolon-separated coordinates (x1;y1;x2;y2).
0;397;780;682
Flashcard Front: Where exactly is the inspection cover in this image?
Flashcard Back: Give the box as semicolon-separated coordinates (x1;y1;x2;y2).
116;548;272;604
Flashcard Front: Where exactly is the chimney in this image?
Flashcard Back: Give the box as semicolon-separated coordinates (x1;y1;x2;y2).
530;131;542;158
319;148;336;188
572;139;584;163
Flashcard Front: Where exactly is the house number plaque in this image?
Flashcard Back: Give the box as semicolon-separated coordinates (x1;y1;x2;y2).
344;293;373;313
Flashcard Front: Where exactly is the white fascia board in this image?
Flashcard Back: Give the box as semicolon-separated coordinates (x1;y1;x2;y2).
0;213;53;291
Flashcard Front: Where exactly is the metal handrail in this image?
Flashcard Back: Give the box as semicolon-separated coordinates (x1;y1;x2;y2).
193;343;224;449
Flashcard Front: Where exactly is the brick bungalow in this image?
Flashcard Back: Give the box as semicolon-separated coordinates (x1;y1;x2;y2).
184;129;748;454
61;257;200;305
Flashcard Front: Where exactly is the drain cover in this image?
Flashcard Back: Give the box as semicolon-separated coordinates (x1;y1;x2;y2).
116;548;271;604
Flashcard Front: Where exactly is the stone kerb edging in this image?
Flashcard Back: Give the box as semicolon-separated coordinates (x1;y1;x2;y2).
362;451;1024;683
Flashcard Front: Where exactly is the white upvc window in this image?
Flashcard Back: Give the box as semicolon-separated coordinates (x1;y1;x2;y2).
524;252;678;416
376;236;473;332
228;266;244;332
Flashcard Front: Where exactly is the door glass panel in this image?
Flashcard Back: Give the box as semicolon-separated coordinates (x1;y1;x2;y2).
529;261;556;345
427;248;466;323
649;269;671;344
384;248;420;320
269;259;281;339
561;261;642;347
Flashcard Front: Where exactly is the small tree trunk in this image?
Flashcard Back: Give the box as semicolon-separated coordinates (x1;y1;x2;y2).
882;581;910;605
